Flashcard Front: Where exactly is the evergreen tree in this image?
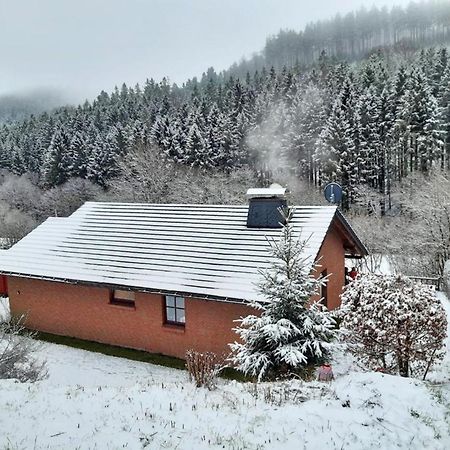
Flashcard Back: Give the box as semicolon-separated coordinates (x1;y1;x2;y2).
356;86;382;188
286;84;326;184
86;132;119;187
67;131;87;178
1;41;450;201
399;68;442;172
230;209;336;381
315;97;358;209
41;126;70;187
185;122;209;167
437;64;450;169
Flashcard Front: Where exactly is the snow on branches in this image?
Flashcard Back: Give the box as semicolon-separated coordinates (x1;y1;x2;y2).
230;209;336;381
340;274;447;379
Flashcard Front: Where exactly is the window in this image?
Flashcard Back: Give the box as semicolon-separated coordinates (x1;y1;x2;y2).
110;289;135;307
319;270;328;309
164;295;185;325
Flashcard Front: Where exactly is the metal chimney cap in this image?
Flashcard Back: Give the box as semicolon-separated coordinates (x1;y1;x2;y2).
246;184;286;199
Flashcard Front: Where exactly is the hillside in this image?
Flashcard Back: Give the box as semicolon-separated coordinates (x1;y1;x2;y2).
226;0;450;78
0;2;450;282
1;2;450;208
1;45;449;207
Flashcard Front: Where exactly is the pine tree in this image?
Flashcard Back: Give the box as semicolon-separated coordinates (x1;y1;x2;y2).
185;122;209;167
399;69;442;172
356;86;383;188
86;132;119;187
1;44;450;196
437;64;450;169
67;131;87;178
41;126;70;187
287;84;326;184
230;209;336;381
315;96;358;209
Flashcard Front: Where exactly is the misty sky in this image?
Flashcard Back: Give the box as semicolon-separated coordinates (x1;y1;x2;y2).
1;0;412;102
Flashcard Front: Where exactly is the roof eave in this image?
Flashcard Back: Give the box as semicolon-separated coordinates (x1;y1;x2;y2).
0;270;250;305
333;209;369;257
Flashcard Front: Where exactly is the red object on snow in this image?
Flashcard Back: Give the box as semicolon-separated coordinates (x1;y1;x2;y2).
349;268;358;280
317;364;334;381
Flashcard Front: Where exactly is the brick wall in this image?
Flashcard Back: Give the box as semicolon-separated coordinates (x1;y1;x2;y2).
311;224;345;310
7;277;255;359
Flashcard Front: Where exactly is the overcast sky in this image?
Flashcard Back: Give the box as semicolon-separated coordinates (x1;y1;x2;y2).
0;0;412;102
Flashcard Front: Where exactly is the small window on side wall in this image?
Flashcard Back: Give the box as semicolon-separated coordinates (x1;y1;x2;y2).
164;295;185;325
110;289;135;308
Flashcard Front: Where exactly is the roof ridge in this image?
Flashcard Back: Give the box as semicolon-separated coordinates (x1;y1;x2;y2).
81;201;337;209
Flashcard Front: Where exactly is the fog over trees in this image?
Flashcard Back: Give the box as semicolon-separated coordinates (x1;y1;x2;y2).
0;89;68;124
228;0;450;77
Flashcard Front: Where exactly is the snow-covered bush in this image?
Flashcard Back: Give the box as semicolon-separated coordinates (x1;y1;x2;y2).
185;350;223;389
0;315;47;382
340;274;447;379
230;209;337;381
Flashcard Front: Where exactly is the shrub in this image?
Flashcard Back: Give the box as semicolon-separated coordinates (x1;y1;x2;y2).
0;315;47;382
340;274;447;379
185;350;223;389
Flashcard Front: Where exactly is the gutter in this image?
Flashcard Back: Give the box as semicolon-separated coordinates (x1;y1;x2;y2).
0;270;250;306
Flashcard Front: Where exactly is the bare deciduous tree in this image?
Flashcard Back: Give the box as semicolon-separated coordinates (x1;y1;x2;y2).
108;144;257;205
0;202;37;248
348;171;450;278
38;177;102;218
398;171;450;277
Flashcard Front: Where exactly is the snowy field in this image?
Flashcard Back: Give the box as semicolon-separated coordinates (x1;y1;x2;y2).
0;296;449;450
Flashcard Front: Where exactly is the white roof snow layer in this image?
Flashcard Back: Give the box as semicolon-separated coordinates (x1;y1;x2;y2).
0;202;338;302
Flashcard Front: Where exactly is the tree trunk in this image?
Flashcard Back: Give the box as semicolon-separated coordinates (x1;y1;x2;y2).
398;357;409;377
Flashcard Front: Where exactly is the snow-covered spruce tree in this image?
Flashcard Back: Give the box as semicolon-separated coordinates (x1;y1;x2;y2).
340;274;447;379
230;209;336;381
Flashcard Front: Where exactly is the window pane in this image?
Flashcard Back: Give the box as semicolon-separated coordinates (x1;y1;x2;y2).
166;295;175;307
114;290;135;301
175;296;185;308
166;306;176;322
176;309;186;323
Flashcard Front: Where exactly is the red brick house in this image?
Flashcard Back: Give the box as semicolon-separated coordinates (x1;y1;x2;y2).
0;188;366;359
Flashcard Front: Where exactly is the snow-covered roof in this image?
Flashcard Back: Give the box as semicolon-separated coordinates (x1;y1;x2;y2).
0;202;364;302
246;187;286;198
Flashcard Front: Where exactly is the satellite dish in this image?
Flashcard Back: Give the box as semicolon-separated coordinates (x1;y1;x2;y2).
324;182;343;204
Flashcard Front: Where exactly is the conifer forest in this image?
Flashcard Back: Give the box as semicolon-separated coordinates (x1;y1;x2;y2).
1;0;450;276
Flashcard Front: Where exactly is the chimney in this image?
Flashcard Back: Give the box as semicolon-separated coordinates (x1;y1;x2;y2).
246;184;287;228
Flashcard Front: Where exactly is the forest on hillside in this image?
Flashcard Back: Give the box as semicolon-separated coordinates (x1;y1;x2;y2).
1;47;450;207
228;0;450;77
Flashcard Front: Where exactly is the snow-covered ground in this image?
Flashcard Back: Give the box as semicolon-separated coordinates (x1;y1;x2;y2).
0;296;450;450
0;296;9;322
